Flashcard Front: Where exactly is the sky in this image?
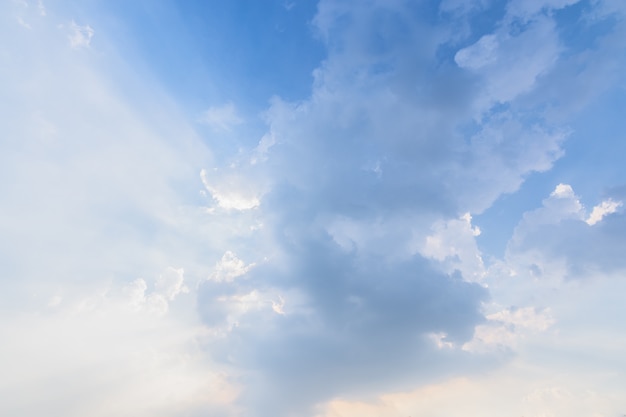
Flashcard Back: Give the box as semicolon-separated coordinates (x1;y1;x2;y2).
1;0;626;416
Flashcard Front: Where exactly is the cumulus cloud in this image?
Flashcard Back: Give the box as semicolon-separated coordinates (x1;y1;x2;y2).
586;198;622;225
208;251;256;283
192;0;591;415
219;0;624;414
419;213;485;282
506;184;626;280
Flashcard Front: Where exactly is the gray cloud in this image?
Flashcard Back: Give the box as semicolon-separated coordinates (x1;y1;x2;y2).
200;240;489;416
195;1;583;415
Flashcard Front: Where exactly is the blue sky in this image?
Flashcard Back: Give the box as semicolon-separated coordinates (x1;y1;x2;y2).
2;1;626;416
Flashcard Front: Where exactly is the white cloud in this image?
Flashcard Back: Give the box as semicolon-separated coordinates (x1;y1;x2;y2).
120;268;190;316
37;0;45;16
17;16;31;29
201;102;243;131
155;267;189;300
586;198;622;225
551;182;576;198
455;34;498;70
68;20;94;48
200;168;261;210
420;213;485;282
514;184;586;231
208;251;255;282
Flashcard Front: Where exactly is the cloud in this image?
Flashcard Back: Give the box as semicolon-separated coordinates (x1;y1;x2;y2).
506;184;626;280
208;251;256;283
201;102;243;131
192;1;586;415
455;14;561;111
200;168;261;210
4;0;626;416
455;34;499;70
68;20;94;48
202;1;626;412
463;306;555;352
419;213;485;282
586;198;622;225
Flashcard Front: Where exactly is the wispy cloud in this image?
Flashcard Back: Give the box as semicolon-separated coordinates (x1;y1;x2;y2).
201;102;243;131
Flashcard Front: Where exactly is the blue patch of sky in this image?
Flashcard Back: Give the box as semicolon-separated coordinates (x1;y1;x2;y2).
474;170;563;260
93;0;325;115
553;87;626;199
554;0;618;56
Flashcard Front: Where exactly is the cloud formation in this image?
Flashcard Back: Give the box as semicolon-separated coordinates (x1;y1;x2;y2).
3;0;626;416
507;183;626;280
193;0;605;415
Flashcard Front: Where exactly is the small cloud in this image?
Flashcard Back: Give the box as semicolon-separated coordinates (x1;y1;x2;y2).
16;17;31;29
271;295;285;315
122;278;170;316
551;183;576;198
200;168;260;211
586;199;622;225
38;0;46;16
420;213;485;282
201;102;243;131
428;332;456;350
251;133;276;164
68;20;94;49
455;34;498;70
209;251;255;282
